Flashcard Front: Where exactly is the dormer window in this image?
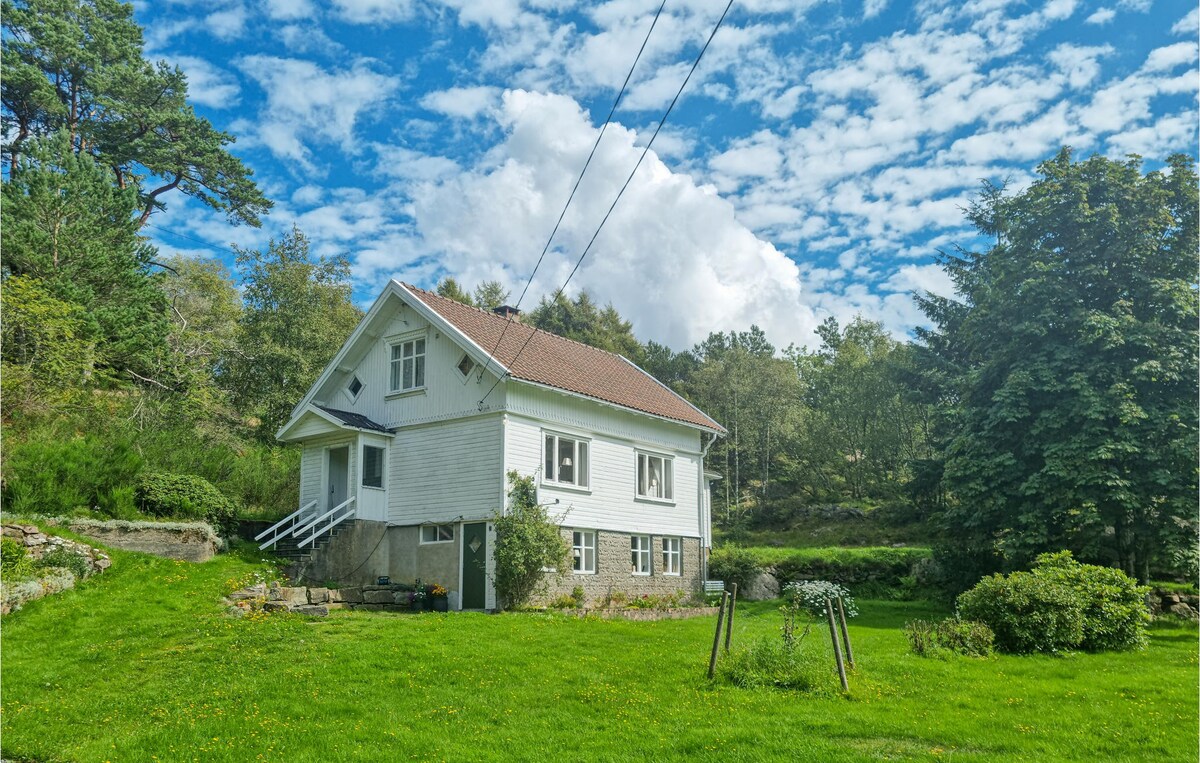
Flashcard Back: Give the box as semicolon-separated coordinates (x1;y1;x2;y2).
346;375;363;401
457;354;474;378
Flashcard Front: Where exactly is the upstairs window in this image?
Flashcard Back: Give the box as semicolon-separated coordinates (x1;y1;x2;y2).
390;336;426;392
362;445;384;488
347;375;363;401
457;353;475;377
637;452;673;501
543;433;589;488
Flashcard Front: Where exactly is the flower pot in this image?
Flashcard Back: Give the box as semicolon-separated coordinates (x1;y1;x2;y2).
411;599;426;613
432;596;449;613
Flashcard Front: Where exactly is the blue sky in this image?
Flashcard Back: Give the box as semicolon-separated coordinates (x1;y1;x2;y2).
134;0;1199;351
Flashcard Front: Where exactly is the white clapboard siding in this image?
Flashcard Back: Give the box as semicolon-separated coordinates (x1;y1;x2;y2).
505;413;703;538
314;297;504;429
299;434;358;513
389;415;503;524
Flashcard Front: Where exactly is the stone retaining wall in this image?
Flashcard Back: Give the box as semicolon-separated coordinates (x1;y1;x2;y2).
1;524;112;614
58;518;220;562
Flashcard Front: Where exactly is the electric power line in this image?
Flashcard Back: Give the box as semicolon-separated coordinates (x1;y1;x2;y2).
474;0;669;391
478;0;737;407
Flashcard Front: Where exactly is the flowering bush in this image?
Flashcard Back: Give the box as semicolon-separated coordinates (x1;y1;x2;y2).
782;580;858;618
430;584;447;597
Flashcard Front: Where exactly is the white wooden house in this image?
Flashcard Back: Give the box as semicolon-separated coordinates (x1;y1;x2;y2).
265;281;725;610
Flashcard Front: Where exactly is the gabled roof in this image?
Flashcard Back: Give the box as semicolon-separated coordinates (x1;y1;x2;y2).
403;284;726;434
316;405;392;433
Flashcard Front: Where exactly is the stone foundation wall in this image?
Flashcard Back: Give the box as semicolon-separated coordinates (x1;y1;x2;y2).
537;529;703;607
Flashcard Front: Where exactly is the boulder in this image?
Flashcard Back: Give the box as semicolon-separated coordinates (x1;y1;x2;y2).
1163;593;1181;605
742;571;781;601
263;601;289;613
307;587;330;604
1169;603;1197;619
338;586;363;603
363;589;396;604
292;604;329;616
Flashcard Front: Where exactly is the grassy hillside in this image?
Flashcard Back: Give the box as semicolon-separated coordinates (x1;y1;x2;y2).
2;540;1196;761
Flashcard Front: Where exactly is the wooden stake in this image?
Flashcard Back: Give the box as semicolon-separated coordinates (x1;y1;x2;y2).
723;583;738;653
836;596;855;669
708;590;728;679
826;598;849;692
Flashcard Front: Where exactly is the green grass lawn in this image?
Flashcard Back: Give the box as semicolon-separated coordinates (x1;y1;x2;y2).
2;544;1196;762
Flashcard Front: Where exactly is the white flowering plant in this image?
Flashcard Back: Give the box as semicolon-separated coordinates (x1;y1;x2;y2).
779;580;857;650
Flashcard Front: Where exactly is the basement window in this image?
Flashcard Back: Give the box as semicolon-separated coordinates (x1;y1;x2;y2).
420;524;455;544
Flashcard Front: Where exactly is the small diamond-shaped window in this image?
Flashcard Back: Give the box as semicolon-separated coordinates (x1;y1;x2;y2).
457;354;474;377
347;375;363;397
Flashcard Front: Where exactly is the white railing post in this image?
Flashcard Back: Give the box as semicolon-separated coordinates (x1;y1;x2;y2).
294;496;357;549
256;499;318;550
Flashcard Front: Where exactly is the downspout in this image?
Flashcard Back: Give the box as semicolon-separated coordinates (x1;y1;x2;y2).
699;431;720;583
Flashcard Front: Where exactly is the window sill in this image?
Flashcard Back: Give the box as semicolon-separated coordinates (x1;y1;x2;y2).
361;485;385;492
635;496;675;506
572;570;596;576
386;387;427;400
631;571;651;577
419;540;454;546
542;481;591;495
663;572;681;577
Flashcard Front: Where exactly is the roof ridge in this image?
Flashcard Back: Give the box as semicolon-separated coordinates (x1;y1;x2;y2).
403;281;639;365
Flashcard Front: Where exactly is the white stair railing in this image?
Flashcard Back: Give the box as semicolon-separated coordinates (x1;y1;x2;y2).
292;496;356;549
256;500;318;550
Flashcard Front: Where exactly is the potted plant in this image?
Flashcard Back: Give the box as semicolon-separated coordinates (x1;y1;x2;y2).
410;581;428;613
430;584;449;612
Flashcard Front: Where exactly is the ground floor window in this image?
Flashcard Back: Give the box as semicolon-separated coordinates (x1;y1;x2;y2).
420;524;454;544
572;530;596;573
631;535;651;575
361;445;384;488
662;537;681;575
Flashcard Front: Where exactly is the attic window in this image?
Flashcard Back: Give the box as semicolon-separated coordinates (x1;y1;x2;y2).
347;375;363;400
457;354;474;377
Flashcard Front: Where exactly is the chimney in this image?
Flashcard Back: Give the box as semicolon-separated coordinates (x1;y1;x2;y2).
493;305;520;321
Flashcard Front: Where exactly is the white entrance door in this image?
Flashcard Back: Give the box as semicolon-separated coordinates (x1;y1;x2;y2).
327;446;349;511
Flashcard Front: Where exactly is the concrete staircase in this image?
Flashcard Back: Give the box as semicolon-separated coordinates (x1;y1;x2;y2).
269;523;345;564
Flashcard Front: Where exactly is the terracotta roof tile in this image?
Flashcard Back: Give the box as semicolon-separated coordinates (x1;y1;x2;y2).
403;284;725;433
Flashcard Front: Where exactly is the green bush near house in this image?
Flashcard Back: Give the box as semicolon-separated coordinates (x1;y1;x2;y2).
1;434;143;517
135;472;237;533
707;545;762;592
958;551;1150;654
905;617;995;658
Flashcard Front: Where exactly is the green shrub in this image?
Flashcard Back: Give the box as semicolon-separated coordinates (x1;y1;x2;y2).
35;548;92;580
1;538;35;580
1;434;142;516
771;546;931;595
905;617;994;658
134;472;237;532
719;637;833;693
1031;551;1151;651
492;472;570;610
957;551;1150;654
957;570;1083;654
708;546;762;592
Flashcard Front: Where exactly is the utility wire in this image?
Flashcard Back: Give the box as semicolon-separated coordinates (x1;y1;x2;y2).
474;0;668;393
479;0;736;407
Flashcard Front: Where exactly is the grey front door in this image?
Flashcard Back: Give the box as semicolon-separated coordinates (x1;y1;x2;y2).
327;446;349;511
461;522;487;609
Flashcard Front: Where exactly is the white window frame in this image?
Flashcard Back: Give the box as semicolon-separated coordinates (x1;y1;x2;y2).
631;535;651;575
542;432;590;490
346;374;363;403
571;530;596;574
388;333;427;394
662;537;681;576
420;524;455;544
636;451;674;502
361;444;385;490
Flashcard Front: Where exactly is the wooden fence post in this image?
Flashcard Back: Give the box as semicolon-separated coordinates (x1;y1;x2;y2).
825;598;849;692
723;583;737;653
708;590;729;680
836;596;855;669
